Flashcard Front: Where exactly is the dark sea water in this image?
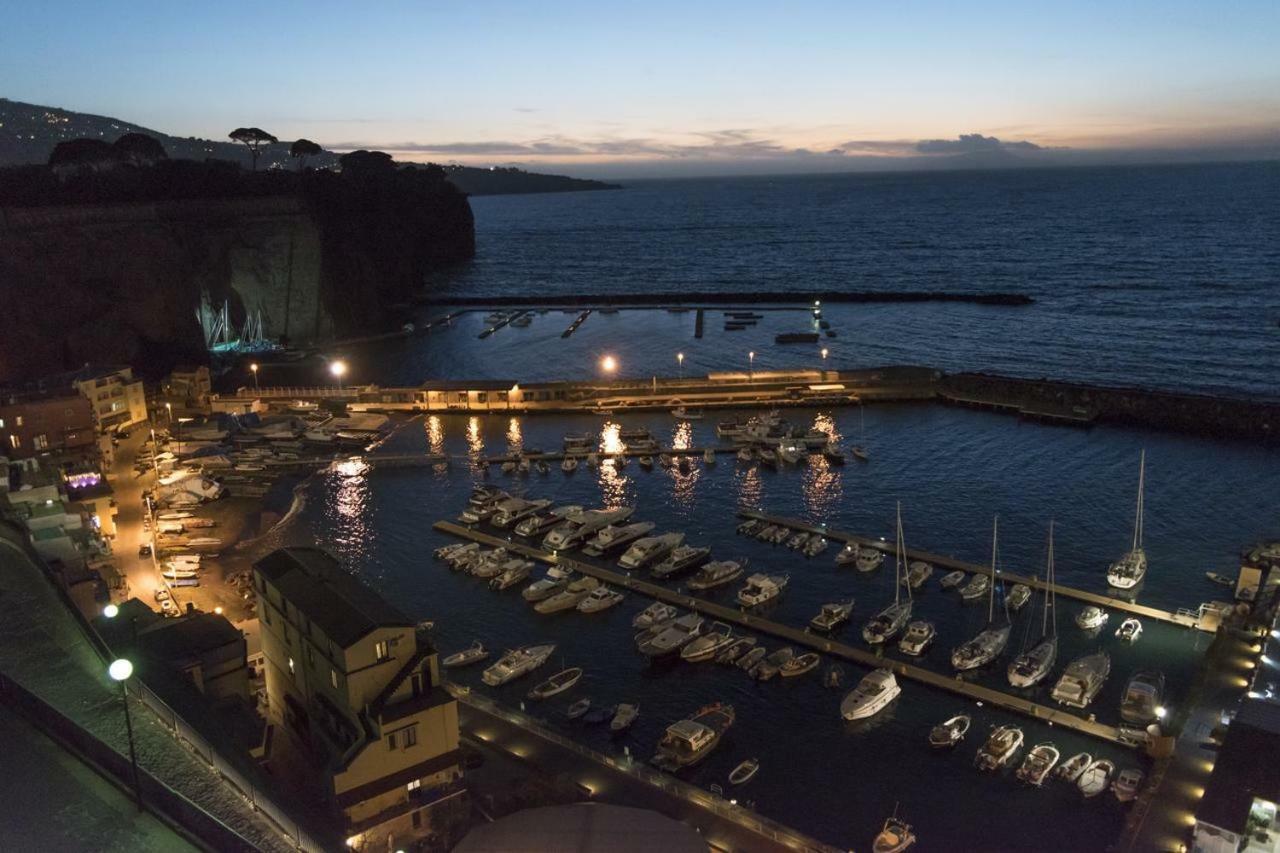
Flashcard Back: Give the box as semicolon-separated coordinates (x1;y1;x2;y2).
266;164;1280;850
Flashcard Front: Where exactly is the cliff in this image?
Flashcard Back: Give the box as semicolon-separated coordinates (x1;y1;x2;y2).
0;161;474;383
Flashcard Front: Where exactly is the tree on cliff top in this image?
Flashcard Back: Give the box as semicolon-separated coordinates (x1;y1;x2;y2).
290;138;322;170
48;138;115;169
229;127;278;171
338;149;396;181
113;132;168;166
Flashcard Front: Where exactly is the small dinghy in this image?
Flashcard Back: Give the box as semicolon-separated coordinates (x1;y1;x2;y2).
928;714;971;748
611;703;639;733
561;457;578;473
1205;571;1234;587
1078;759;1115;798
851;446;869;462
939;570;966;590
1116;617;1143;642
442;641;489;668
1016;743;1060;786
527;667;583;700
704;448;716;465
638;455;654;469
823;665;844;689
1007;583;1032;611
736;646;768;672
583;704;617;725
779;652;820;678
728;758;760;785
1112;767;1144;802
1055;752;1092;782
1076;606;1109;630
566;698;592;720
536;460;550;475
716;636;757;664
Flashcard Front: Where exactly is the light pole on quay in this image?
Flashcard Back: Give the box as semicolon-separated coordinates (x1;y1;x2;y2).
331;360;347;391
250;362;259;392
748;351;755;380
109;658;144;812
677;352;684;380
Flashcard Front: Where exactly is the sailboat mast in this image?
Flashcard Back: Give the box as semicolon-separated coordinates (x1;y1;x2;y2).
1133;450;1145;552
1043;521;1054;637
894;502;904;605
988;515;998;623
1048;521;1057;637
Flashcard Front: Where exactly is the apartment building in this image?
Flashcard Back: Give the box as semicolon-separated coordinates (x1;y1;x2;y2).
72;365;147;433
0;391;95;459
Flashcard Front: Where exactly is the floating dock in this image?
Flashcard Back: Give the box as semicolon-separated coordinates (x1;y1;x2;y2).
433;520;1136;746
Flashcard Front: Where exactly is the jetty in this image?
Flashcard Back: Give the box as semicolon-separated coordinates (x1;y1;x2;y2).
433;521;1136;746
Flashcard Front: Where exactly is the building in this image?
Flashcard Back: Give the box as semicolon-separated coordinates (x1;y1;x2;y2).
0;390;95;459
165;365;213;413
71;365;147;434
253;548;463;849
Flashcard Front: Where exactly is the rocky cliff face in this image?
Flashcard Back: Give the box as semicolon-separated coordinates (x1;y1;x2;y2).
0;166;474;383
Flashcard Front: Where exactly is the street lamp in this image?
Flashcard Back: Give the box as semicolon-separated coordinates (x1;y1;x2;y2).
103;603;119;618
600;355;617;375
164;402;172;426
821;347;829;369
330;360;347;390
677;352;684;379
748;351;755;379
249;362;259;392
108;658;143;812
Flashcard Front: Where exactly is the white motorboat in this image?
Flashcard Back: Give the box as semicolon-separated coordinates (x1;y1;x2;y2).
527;667;583;700
736;573;789;608
491;560;534;590
459;490;510;523
433;542;469;561
779;652;820;678
1055;752;1092;782
1116;617;1143;642
1051;651;1111;708
522;566;573;601
803;535;829;557
442;641;489;668
834;542;860;566
897;620;936;656
737;518;761;536
652;545;712;579
491;497;551;529
611;703;640;733
872;815;915;853
689;560;746;590
444;543;480;569
959;574;991;601
902;560;934;590
939;570;966;590
561;456;579;473
652;703;735;771
863;505;914;644
482;644;556;686
1007;583;1031;611
810;599;855;632
633;602;680;629
1016;743;1060;786
680;622;736;662
928;714;971;748
514;504;583;538
729;758;760;786
1107;451;1148;590
840;669;900;720
1120;670;1166;725
855;547;885;572
975;724;1024;771
577;586;625;613
535;576;601;614
786;531;811;550
952;517;1012;671
619;532;685;570
777;444;803;464
1075;606;1109;630
467;550;510;579
581;521;656;557
751;647;794;681
1078;759;1115;798
638;613;705;657
543;506;635;551
1112;768;1144;802
1009;524;1060;688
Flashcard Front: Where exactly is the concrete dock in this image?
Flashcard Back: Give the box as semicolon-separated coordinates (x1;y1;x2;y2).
434;521;1135;746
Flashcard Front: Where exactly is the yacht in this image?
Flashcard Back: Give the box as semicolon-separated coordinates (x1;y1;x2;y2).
563;433;593;452
928;714;971;748
855;547;885;572
959;574;991;601
872;815;916;853
1007;583;1031;612
1051;651;1111;708
527;667;583;700
1112;768;1144;803
577;586;624;613
1056;752;1092;782
902;561;934;590
652;545;712;579
863;505;914;644
652;703;735;771
680;622;736;662
841;669;901;720
543;506;635;551
491;560;533;590
688;560;746;590
581;521;656;557
952;518;1012;671
534;576;601;614
481;644;556;686
1107;451;1149;590
835;542;860;566
736;573;789;608
1016;743;1060;786
898;621;936;656
939;570;966;590
522;566;573;602
633;602;680;629
810;599;855;632
1009;524;1060;688
751;647;795;681
1119;670;1166;725
1078;759;1115;798
638;613;705;658
514;504;583;537
1116;617;1143;642
975;725;1024;771
459;490;510;523
442;641;488;668
1075;605;1109;630
619;532;685;570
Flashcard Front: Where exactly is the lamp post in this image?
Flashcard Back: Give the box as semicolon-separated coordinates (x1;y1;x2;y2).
331;360;347;391
600;355;617;376
748;351;755;380
109;658;143;812
677;352;684;380
250;362;259;392
821;347;829;371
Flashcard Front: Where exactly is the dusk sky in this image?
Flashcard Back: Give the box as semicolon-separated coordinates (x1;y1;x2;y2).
4;0;1278;177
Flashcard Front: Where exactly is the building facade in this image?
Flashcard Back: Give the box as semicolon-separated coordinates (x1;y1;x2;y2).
253;548;463;849
73;366;147;433
0;392;95;459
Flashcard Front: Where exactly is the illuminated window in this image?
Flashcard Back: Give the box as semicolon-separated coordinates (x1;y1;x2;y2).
287;657;295;675
15;416;22;427
375;640;389;661
8;435;18;449
0;418;5;428
407;779;421;792
330;669;338;689
33;434;48;450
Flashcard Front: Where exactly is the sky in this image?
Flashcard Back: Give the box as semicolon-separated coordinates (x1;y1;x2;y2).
2;0;1277;177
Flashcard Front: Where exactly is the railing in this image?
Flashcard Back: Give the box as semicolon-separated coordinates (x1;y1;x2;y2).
235;386;369;399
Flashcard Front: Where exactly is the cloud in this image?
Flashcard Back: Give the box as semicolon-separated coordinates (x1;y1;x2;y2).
914;133;1042;154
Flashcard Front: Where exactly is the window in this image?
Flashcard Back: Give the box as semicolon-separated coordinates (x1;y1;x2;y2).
15;416;22;427
375;640;389;661
388;726;417;751
330;669;339;689
387;731;398;750
287;657;295;675
0;418;5;428
33;434;48;450
403;726;417;748
8;435;18;450
407;779;421;792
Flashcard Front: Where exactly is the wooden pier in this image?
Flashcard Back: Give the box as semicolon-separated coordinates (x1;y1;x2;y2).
433;520;1135;746
738;509;1214;632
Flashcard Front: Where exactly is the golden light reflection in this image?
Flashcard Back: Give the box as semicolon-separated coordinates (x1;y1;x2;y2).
813;412;840;443
672;421;692;451
735;465;763;510
802;453;842;519
670;460;701;507
506;417;523;452
329;458;370;546
599;421;623;455
597;454;631;509
426;415;444;456
467;416;484;455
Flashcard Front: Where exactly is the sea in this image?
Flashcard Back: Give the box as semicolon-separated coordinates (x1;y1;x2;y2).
259;162;1280;850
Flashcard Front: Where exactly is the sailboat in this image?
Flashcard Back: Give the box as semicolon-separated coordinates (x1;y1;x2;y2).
1008;523;1059;688
851;403;869;461
862;503;913;644
951;516;1011;671
1107;450;1148;590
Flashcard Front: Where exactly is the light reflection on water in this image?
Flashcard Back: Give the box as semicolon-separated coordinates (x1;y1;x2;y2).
326;457;371;558
735;463;763;510
813;412;840;444
599;421;623;455
466;416;484;456
669;459;701;507
671;421;693;451
802;454;842;521
506;417;523;452
426;415;445;455
596;456;632;509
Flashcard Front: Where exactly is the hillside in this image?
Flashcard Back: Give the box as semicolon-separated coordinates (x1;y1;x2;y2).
0;98;619;194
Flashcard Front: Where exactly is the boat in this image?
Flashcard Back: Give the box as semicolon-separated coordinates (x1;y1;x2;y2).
939;570;966;590
567;698;592;720
959;574;991;601
777;444;803;464
534;576;601;614
527;667;584;700
611;703;640;733
834;542;860;566
561;456;578;473
536;460;550;475
1112;768;1144;802
671;406;704;420
1056;752;1092;782
491;560;534;590
716;419;745;438
863;505;914;644
897;620;936;656
689;560;746;590
810;599;855;632
1051;651;1111;708
736;447;754;463
1107;451;1148;590
758;448;779;468
522;566;574;601
1007;583;1032;611
1116;617;1143;642
872;815;915;853
563;433;593;452
1075;606;1109;630
638;613;705;658
851;446;869;462
1009;525;1060;688
716;637;757;664
577;586;624;613
633;602;680;629
1120;670;1166;725
681;622;736;662
481;644;556;686
751;647;794;681
952;517;1012;671
803;535;829;557
975;724;1024;771
841;669;901;720
704;448;716;465
652;545;712;579
544;507;635;551
638;455;654;469
586;452;600;467
766;525;791;545
822;444;846;465
855;547;885;572
514;504;583;538
582;521;657;557
459;490;509;523
445;543;481;569
472;554;520;580
735;646;767;672
500;460;517;475
902;561;934;590
1078;759;1115;798
1205;571;1234;587
824;666;844;689
928;714;971;748
619;532;685;570
736;518;761;536
652;703;735;771
736;573;789;608
729;758;760;785
786;531;811;550
1016;743;1061;786
162;568;200;580
779;652;820;677
433;542;470;561
754;524;778;542
442;641;489;668
287;400;319;414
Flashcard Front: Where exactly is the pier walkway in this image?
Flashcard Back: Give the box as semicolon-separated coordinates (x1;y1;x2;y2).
434;521;1133;746
739;510;1215;632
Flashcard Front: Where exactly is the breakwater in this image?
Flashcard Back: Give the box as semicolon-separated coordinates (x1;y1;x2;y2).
424;291;1034;307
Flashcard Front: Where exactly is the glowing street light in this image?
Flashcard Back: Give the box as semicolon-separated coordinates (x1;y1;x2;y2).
677;352;684;379
108;658;143;811
103;603;119;618
249;362;260;391
748;351;755;379
164;401;172;425
600;355;618;374
331;360;348;390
